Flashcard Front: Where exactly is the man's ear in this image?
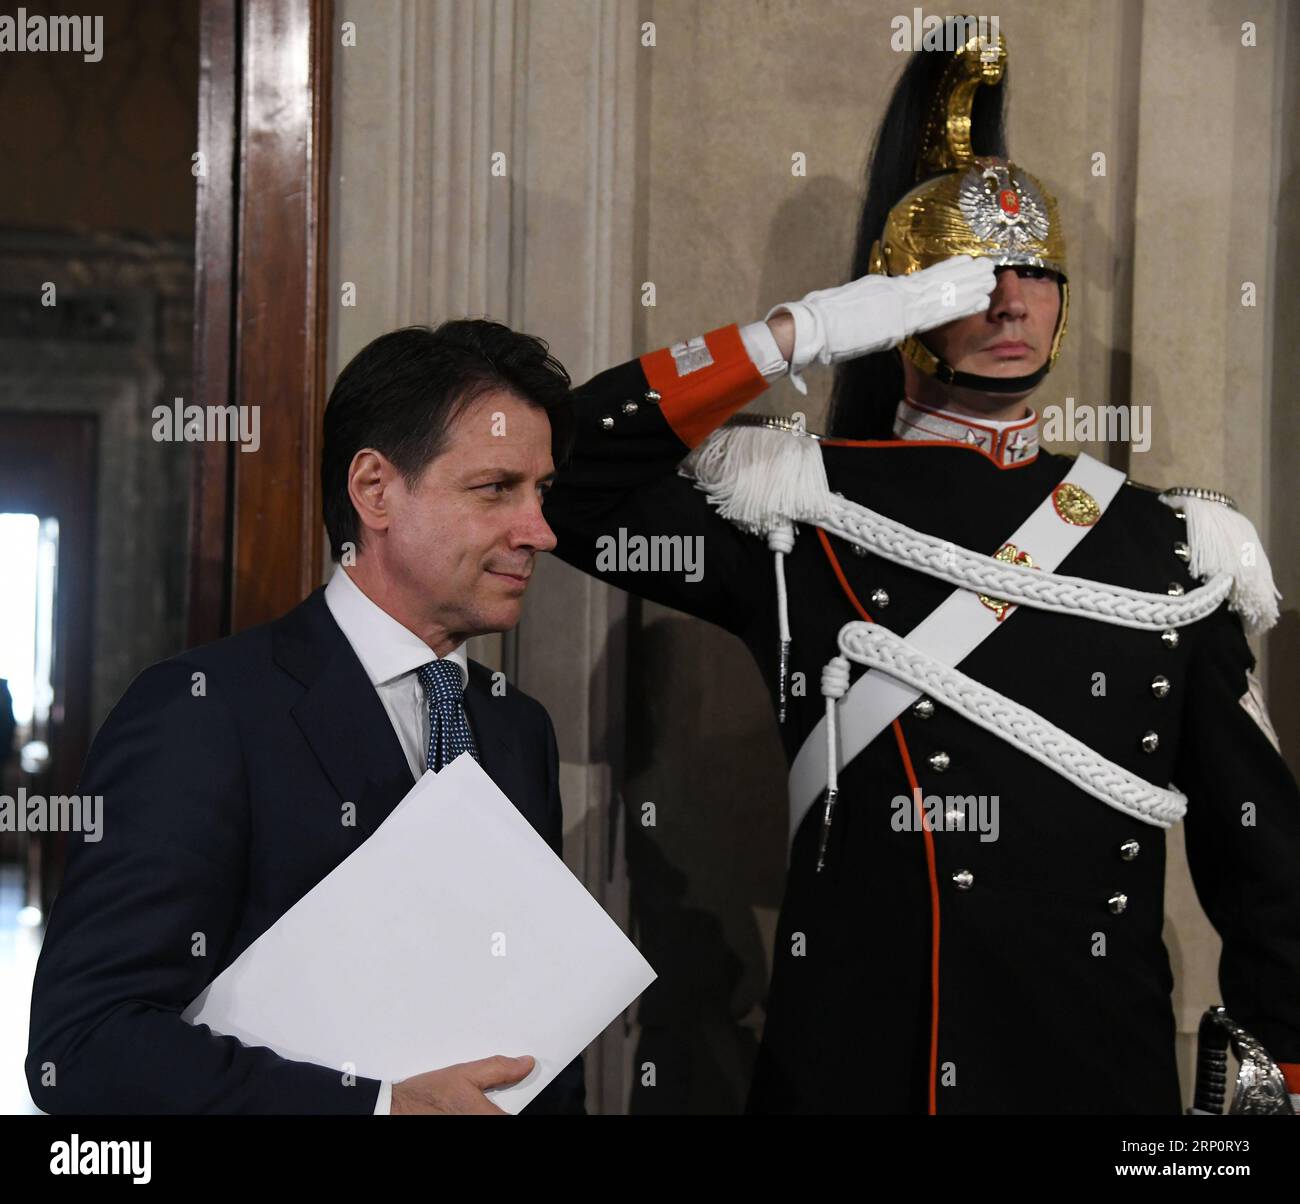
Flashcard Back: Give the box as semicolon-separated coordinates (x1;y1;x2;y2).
347;448;399;539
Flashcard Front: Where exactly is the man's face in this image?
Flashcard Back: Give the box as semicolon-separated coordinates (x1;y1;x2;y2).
379;389;557;639
922;265;1061;378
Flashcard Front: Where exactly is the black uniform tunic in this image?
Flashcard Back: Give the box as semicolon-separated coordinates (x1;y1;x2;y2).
542;344;1300;1115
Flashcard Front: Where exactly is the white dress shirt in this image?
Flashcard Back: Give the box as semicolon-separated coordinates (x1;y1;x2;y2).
323;564;469;1114
739;319;790;381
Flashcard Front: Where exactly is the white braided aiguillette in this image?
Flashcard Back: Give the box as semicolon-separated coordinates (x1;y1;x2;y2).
836;623;1188;828
820;494;1230;631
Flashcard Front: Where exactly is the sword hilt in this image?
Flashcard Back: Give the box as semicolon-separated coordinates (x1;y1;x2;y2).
1192;1006;1230;1114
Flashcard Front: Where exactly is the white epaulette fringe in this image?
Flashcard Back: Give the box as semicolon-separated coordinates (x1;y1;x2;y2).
679;420;831;534
1158;490;1280;635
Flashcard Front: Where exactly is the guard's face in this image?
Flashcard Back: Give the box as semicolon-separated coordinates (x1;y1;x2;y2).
382;390;557;638
922;265;1061;378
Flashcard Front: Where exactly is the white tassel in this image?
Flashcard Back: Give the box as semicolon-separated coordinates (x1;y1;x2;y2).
680;423;831;535
816;655;851;873
1160;494;1280;635
769;525;795;723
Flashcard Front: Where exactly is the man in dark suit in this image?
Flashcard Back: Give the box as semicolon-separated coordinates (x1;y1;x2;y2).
26;319;585;1115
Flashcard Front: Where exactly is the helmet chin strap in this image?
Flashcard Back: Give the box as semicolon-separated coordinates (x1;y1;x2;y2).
928;356;1052;394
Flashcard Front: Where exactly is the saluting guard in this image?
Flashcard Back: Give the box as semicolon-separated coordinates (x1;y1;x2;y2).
543;27;1300;1114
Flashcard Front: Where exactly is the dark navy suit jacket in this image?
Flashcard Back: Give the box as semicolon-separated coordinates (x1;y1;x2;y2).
26;587;585;1114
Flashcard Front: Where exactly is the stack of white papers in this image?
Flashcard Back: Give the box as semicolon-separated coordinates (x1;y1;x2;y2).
183;754;656;1112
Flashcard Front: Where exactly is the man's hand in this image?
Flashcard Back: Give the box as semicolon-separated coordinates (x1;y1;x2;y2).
390;1054;535;1115
765;255;997;394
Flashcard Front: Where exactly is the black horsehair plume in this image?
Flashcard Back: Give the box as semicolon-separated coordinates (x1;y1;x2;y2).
827;17;1008;439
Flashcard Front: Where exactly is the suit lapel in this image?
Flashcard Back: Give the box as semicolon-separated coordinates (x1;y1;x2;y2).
273;589;415;839
462;664;532;815
273;590;539;835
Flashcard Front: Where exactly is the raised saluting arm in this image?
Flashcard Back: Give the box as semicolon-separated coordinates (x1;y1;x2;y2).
542;257;996;634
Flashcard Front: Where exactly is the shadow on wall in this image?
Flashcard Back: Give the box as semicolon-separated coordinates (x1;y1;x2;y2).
621;608;786;1114
612;176;861;1112
756;175;864;431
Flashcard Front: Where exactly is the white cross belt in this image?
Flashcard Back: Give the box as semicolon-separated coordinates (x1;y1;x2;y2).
788;453;1153;846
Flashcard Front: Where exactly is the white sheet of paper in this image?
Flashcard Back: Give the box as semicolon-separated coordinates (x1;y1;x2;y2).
182;754;656;1112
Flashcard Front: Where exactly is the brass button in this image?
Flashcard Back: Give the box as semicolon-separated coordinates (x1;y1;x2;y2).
1108;892;1128;914
952;869;974;891
600;416;615;430
622;401;639;416
1161;629;1179;649
1120;839;1140;861
1173;508;1186;522
1151;675;1171;699
1140;731;1159;754
644;389;661;404
870;588;890;608
1174;541;1191;562
912;698;935;719
928;751;950;773
1167;582;1185;596
851;544;868;557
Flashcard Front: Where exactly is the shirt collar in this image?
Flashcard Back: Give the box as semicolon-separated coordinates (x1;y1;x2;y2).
323;565;469;690
892;396;1039;466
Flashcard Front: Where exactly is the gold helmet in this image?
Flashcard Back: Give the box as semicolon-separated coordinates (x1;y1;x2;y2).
869;32;1069;391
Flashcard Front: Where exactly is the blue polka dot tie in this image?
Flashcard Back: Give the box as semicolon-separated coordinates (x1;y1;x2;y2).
416;659;480;773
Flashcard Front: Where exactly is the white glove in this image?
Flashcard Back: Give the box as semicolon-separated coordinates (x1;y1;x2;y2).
766;255;998;394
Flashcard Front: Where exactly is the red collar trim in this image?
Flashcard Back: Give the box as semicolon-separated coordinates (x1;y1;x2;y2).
889;398;1039;467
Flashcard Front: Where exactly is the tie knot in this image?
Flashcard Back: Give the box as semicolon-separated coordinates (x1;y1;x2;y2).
417;658;463;702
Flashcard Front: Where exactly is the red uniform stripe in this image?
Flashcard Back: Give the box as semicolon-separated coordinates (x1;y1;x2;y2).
820;436;1037;472
640;323;770;450
816;527;942;1116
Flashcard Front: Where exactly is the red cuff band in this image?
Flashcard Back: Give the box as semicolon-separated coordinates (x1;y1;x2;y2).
640;323;769;450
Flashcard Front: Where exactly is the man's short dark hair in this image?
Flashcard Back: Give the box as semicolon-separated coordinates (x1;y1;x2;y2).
322;319;574;560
